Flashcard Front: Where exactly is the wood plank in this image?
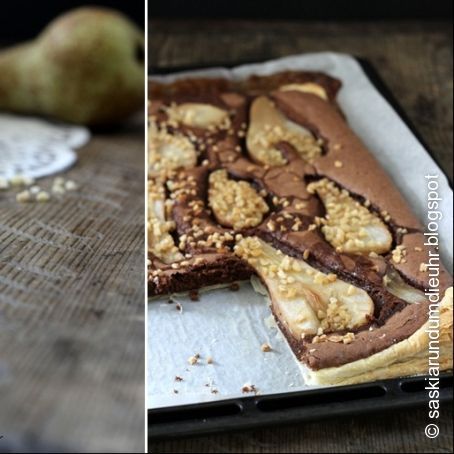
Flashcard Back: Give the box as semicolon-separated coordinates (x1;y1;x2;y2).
0;116;145;452
149;406;454;453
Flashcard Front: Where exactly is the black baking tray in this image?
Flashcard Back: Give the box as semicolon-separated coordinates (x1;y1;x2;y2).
148;57;453;442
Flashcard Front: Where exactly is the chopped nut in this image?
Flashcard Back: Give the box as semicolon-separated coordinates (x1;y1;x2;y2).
64;180;78;191
188;354;199;365
334;160;343;168
241;383;258;394
189;290;199;301
391;245;407;264
52;184;66;195
36;191;50;202
11;175;34;186
342;332;355;344
267;220;276;232
206;356;213;364
208;169;268;229
307;178;392;255
0;178;10;190
29;185;41;194
247;96;322;166
294;201;307;210
261;343;272;352
16;190;31;203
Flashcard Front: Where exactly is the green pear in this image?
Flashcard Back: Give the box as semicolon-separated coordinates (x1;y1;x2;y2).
0;7;144;126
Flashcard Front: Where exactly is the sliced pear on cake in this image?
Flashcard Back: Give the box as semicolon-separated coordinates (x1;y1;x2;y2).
208;169;269;230
279;82;328;100
234;236;374;338
148;178;184;264
149;121;198;175
246;96;322;166
308;178;392;255
166;103;231;129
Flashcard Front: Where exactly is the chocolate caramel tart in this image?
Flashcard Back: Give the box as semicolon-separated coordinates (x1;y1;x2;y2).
148;70;453;385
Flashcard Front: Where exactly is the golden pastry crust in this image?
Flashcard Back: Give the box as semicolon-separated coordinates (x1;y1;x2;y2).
303;287;453;385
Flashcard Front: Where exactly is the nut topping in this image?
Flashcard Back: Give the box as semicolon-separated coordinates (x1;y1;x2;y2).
261;343;272;352
149;122;197;175
391;244;407;264
247;96;322;166
208;169;269;229
307;178;392;255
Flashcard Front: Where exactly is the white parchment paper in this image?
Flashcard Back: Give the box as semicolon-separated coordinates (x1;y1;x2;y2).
148;52;453;409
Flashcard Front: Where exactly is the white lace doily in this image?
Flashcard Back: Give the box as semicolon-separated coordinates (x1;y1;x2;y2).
0;114;90;179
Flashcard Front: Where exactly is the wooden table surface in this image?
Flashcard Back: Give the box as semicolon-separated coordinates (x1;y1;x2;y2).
148;19;453;453
0;116;145;452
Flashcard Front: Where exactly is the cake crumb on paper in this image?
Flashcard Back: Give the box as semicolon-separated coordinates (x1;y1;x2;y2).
188;354;200;365
261;343;272;352
189;290;199;301
242;383;259;394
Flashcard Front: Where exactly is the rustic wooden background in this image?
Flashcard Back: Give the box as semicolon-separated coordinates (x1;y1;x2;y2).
0;115;145;452
148;19;453;453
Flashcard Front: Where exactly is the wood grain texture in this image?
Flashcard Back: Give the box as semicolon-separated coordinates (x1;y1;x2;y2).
148;19;453;453
149;407;453;453
0;116;145;452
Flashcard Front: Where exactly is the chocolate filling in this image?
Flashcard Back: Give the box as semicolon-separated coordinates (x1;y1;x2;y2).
148;71;452;371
